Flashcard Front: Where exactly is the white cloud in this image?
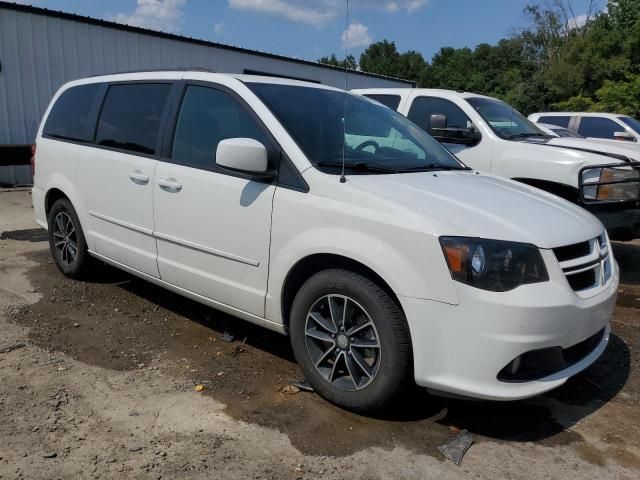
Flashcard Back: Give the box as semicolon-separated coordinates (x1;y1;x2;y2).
228;0;428;26
229;0;337;26
214;22;225;35
341;21;372;48
115;0;186;33
567;13;588;29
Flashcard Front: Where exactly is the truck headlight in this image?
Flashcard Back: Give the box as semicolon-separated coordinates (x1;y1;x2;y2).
440;237;549;292
582;167;640;201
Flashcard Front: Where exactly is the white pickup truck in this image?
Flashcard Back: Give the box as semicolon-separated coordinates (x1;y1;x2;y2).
353;88;640;240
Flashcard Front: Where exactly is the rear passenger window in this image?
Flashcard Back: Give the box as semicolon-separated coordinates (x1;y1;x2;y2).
43;84;100;142
538;116;571;128
171;85;270;169
578;117;625;139
364;94;401;111
96;83;171;155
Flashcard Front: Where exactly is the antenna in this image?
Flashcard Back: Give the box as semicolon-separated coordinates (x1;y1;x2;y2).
340;0;349;184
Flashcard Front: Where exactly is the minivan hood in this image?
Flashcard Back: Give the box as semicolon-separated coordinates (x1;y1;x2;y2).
349;171;603;249
547;137;640;161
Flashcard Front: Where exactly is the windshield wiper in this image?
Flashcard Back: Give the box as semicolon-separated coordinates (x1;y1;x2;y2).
316;161;398;174
398;163;470;172
506;132;552;140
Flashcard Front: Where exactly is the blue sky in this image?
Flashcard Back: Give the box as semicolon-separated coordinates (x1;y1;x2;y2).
16;0;604;62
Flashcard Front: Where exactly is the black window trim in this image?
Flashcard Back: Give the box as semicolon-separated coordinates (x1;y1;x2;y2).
162;79;309;192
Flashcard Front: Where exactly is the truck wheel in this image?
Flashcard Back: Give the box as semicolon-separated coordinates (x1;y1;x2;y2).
289;269;412;413
47;198;91;278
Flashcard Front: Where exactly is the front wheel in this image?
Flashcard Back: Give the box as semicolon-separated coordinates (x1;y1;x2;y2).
289;269;412;413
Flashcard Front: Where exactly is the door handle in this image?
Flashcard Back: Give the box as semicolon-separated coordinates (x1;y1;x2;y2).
129;171;150;184
158;177;182;192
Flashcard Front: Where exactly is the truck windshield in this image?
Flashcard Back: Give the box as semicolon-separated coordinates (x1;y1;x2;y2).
466;97;549;140
619;116;640;134
247;83;467;174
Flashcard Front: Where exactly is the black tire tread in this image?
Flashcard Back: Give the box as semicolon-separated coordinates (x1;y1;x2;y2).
289;268;412;413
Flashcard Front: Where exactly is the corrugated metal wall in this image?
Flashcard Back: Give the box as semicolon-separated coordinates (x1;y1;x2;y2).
0;5;409;185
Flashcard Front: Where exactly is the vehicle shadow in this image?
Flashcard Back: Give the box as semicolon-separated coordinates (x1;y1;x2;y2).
0;228;49;242
49;255;632;446
110;266;630;445
612;241;640;285
84;262;297;363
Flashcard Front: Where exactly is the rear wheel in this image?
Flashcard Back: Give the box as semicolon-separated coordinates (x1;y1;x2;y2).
289;269;412;413
47;198;91;278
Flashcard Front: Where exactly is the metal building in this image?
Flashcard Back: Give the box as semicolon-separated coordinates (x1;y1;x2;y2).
0;1;411;185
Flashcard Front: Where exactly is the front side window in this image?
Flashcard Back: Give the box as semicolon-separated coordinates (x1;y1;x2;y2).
248;83;465;174
43;84;100;142
467;97;548;140
171;85;270;169
538;115;571;128
578;117;626;139
619;116;640;135
407;97;472;133
96;83;171;155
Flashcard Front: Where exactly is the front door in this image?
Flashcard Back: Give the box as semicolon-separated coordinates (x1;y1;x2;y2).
153;83;277;317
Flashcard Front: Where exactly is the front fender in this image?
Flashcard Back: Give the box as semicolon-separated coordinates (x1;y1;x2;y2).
265;187;459;324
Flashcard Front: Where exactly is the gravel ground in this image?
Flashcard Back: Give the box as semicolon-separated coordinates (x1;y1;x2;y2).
1;188;639;479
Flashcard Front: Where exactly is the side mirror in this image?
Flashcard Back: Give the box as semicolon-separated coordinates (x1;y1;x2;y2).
216;138;274;178
428;113;481;146
613;131;636;142
429;113;447;131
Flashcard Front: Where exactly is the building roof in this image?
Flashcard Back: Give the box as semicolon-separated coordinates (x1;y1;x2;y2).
0;1;413;86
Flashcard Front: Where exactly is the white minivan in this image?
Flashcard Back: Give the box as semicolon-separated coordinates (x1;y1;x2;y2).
33;72;618;412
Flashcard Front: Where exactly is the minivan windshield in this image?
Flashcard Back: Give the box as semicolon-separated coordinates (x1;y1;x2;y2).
247;83;467;174
467;97;549;140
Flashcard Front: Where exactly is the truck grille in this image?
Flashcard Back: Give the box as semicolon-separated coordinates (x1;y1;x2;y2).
553;234;612;293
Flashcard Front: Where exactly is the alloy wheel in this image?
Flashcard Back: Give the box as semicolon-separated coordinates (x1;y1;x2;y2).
304;294;381;391
52;212;78;267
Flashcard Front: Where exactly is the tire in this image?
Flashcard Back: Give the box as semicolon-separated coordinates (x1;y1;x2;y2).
289;269;412;413
47;198;92;278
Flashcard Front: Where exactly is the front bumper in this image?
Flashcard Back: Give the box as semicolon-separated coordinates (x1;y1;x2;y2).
399;255;618;401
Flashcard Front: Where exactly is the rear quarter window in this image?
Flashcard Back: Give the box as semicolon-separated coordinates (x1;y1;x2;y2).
363;94;402;111
538;115;571;128
43;84;100;142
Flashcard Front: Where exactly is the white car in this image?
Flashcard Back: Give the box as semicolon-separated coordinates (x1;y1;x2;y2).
355;89;640;240
529;112;640;143
537;123;640;161
33;72;617;411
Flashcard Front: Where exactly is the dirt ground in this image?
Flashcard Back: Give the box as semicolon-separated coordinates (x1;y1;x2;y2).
1;188;639;479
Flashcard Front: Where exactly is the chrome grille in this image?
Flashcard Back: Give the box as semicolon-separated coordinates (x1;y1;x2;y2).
554;234;611;293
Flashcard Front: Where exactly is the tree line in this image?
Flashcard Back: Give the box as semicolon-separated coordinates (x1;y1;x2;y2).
319;0;640;117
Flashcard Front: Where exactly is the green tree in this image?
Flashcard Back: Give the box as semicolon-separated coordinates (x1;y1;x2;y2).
318;53;357;70
593;75;640;116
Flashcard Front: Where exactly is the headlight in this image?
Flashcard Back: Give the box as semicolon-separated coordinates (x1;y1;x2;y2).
439;237;549;292
582;167;640;201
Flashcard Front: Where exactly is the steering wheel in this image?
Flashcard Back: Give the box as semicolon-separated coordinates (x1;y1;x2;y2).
354;140;380;152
